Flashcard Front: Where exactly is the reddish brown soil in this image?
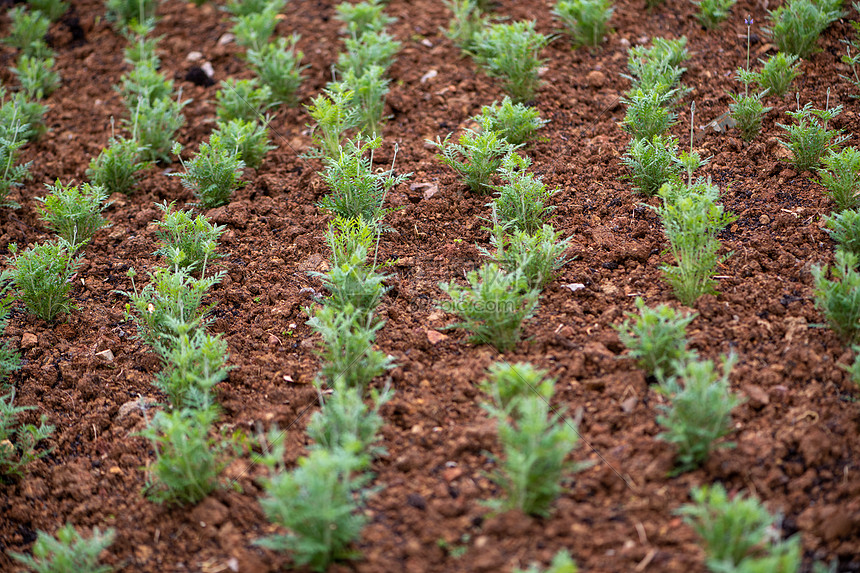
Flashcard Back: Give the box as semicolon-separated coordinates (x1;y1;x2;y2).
1;0;859;571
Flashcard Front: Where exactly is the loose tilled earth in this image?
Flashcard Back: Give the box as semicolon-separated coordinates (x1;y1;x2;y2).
1;0;860;571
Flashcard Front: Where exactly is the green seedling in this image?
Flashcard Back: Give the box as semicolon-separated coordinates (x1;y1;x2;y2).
10;523;115;573
474;97;548;146
812;248;860;342
247;35;306;106
553;0;614;48
3;238;83;321
171;137;246;208
429;129;518;194
819;146;860;211
490;152;558;233
471;20;552;103
0;389;53;477
37;180;110;251
479;223;571;290
153;201;226;276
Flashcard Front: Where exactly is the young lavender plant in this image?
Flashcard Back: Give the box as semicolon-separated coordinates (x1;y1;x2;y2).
153;201;226;276
232;5;279;51
0;291;21;384
9;523;115;573
318;135;410;224
819;146;860;211
439;263;540;352
212;118;275;169
621;88;678;141
28;0;69;21
490;152;558;234
305;87;359;159
657;354;741;474
335;0;396;37
474;96;548;146
677;483;802;571
0;109;32;208
777;98;849;172
126;95;188;163
105;0;159;29
825;209;860;255
614;297;697;381
335;65;390;136
306;381;392;468
753;52;801;97
215;78;275;123
656;180;736;306
812;248;860;342
256;434;372;572
0;389;54;477
171;137;246;208
3;238;83;321
246;35;306;106
225;0;285;17
480;361;555;415
692;0;736;29
765;0;843;59
624;37;690;97
338;30;401;76
471;20;552;103
622;134;683;196
37;180;110;251
442;0;487;53
483;384;581;517
4;7;52;57
730;19;772;142
11;54;61;99
428;129;518;194
87;134;153;195
140;404;235;506
553;0;614;48
478;223;571;290
306;303;395;391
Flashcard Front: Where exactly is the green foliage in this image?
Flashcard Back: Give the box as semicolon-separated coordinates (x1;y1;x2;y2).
474;97;548;146
621;88;678;141
312;240;387;322
657;355;741;474
231;6;279;51
513;550;579;573
153;201;225;275
480;361;555;415
656;181;736;306
318;135;410;224
442;0;487;53
0;107;32;208
553;0;614;48
213;118;274;170
338;30;401;76
334;65;390;136
335;1;395;37
225;0;285;17
28;0;69;21
140;405;233;505
125;96;188;163
4;7;52;57
306;303;394;390
490;152;557;234
692;0;736;29
624;37;690;97
479;224;571;290
8;94;48;141
247;35;306;106
622;134;682;196
12;54;61;100
256;437;372;572
87;135;152;195
0;389;53;477
766;0;843;58
777;102;848;172
326;216;377;268
614;297;696;381
307;381;392;467
119;62;173;106
305;87;359;159
37;180;110;251
119;263;224;348
3;238;83;321
429;129;517;194
729;90;771;142
105;0;159;29
812;249;860;342
826;209;860;255
215;78;275;123
483;389;580;517
171;137;245;208
752;52;800;97
842;18;860;97
819;146;860;211
471;20;552;103
439;263;539;352
152;318;230;409
677;483;801;572
9;523;115;573
0;291;21;384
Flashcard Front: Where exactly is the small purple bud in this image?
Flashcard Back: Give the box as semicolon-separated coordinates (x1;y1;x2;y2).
745;17;754;25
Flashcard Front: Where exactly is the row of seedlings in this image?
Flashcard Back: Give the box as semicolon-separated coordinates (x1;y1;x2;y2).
252;2;404;569
431;14;584;568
